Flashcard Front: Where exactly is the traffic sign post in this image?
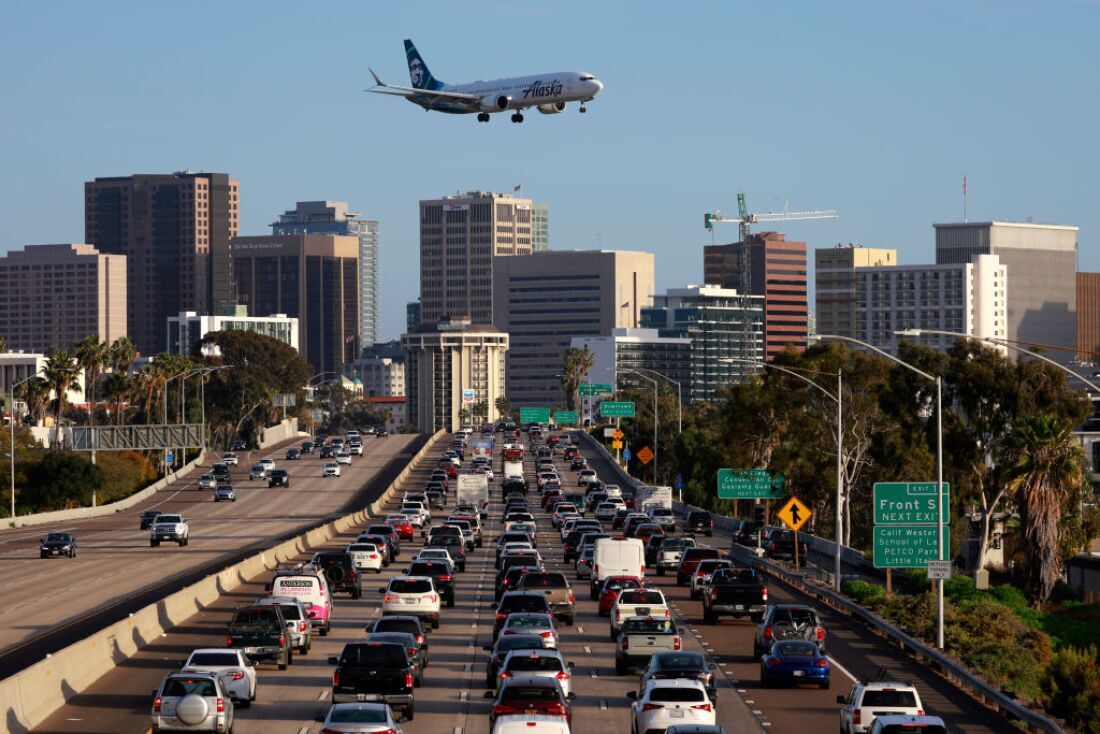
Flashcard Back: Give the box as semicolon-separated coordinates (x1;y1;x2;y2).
927;560;952;580
579;383;614;397
600;401;636;418
553;411;577;426
612;429;624;440
873;526;940;568
872;481;952;570
603;427;616;439
636;446;655;465
519;407;550;425
716;468;784;500
622;447;631;462
874;482;951;525
611;440;623;449
776;496;812;568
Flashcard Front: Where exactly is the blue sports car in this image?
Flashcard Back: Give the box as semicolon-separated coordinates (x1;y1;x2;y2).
759;640;830;689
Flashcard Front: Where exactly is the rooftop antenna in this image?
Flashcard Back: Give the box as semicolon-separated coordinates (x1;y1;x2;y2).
963;175;968;223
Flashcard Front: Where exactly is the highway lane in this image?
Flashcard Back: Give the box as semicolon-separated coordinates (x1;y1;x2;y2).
578;438;1019;734
0;433;417;657
33;432;761;734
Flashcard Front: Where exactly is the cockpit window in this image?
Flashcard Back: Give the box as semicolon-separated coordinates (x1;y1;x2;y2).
579;75;594;81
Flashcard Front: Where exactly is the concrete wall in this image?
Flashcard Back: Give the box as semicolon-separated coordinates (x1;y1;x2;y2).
0;431;443;734
3;450;205;530
259;418;305;449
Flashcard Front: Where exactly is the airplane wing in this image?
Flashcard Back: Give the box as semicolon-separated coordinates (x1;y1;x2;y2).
366;67;482;103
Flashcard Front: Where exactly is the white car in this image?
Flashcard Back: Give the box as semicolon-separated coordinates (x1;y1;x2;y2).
504;512;537;532
346;542;384;573
323;462;341;477
603;484;622;498
492;714;570;734
399;508;425;528
498;648;576;698
379;575;441;629
595;500;624;523
319;702;402;733
348;442;364;456
221;453;239;467
402;500;431;524
646;506;677;530
629;679;715;733
152;671;235;733
335;451;352;465
838;681;926;733
197;474;217;490
577;469;597;486
415;548;454;565
258;457;275;471
181;648;256;707
611;588;670;639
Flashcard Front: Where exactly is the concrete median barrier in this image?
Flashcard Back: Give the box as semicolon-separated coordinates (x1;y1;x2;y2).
0;430;443;734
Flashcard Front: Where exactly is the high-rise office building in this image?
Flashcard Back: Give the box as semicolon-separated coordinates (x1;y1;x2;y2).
704;232;808;360
1076;273;1100;364
815;244;897;338
0;244;127;353
231;233;359;376
167;305;298;356
272;201;380;347
532;204;550;252
407;300;422;333
419;191;535;325
641;285;765;402
84;172;239;356
935;221;1077;358
402;318;508;432
855;254;1007;356
492;250;654;408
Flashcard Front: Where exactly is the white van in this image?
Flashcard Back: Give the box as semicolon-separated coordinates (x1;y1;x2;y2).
268;571;333;635
492;714;572;734
591;537;646;598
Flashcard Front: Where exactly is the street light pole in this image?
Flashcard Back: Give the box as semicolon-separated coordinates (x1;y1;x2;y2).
631;367;682;435
818;333;946;649
9;373;39;520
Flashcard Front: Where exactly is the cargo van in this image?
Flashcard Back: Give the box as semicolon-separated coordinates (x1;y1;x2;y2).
591;537;646;598
267;569;333;635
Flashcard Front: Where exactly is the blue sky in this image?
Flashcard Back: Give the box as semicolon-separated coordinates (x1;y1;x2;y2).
2;0;1097;341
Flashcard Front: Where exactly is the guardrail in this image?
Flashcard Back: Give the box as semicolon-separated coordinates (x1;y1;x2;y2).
575;429;1063;734
0;430;443;734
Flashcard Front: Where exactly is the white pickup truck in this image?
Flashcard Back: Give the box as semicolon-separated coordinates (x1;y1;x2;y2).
150;514;189;547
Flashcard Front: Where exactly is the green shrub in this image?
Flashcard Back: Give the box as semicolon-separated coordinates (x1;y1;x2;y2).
842;579;886;608
944;575;978;604
947;597;1052;701
905;568;932;593
1042;645;1100;732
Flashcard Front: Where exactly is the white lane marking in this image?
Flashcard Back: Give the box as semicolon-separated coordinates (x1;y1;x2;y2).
464;662;472;672
317;689;329;700
454;728;463;734
828;655;858;683
584;645;592;654
600;699;608;710
298;727;309;734
762;722;772;727
744;698;755;703
576;625;584;634
753;709;763;714
460;690;469;701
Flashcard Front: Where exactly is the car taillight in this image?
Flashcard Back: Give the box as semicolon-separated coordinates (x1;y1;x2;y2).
226;636;233;646
540;631;553;638
918;710;925;716
369;553;378;559
333;670;341;686
615;609;622;620
853;710;861;725
384;594;399;603
216;698;225;713
425;594;438;603
496;613;507;621
673;636;682;650
408;648;418;658
440;575;452;582
817;627;826;640
710;588;718;601
768;658;781;667
500;671;513;679
641;703;663;711
816;659;830;667
416;633;424;645
640;564;646;574
692;703;713;711
622;637;629;650
555;670;570;680
568;591;575;603
299;622;307;632
279;634;285;646
348;571;357;579
763;626;773;639
405;672;414;688
549;702;568;716
762;587;768;601
153;696;162;713
593;564;599;575
230;670;245;680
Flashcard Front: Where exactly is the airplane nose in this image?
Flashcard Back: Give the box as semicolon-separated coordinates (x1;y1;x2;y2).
591;79;604;95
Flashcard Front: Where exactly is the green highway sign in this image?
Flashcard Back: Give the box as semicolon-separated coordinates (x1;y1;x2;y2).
873;525;947;568
519;407;551;424
874;482;951;525
580;383;614;397
717;468;785;499
553;411;578;425
600;401;636;418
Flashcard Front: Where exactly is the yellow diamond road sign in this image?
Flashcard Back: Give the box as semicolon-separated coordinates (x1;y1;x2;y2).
636;446;655;465
612;429;625;440
611;440;623;449
777;496;812;532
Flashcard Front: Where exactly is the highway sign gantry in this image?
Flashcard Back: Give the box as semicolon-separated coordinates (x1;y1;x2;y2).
519;407;551;424
776;496;811;532
579;383;614;397
636;446;655;465
873;526;941;568
716;468;784;499
874;482;951;525
553;411;577;425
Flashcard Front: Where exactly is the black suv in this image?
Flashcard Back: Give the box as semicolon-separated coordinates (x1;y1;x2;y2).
139;510;162;530
211;463;230;482
329;642;415;719
493;591;552;639
407;559;456;607
268;469;291;488
310;551;363;598
684;510;714;537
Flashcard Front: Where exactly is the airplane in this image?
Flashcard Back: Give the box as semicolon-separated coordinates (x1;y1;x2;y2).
367;39;604;123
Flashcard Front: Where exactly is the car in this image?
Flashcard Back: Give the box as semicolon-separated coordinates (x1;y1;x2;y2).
838;681;927;733
317;702;404;734
753;604;826;657
496;565;541;602
319;445;336;459
483;633;549;688
213;485;236;502
151;671;235;733
628;679;715;734
299;441;314;455
347;542;385;573
379;576;441;628
491;714;572;734
868;715;949;734
406;559;456;607
575;546;595;579
329;642;416;720
665;727;728;734
211;463;230;482
498;612;559;648
249;464;268;480
494;591;553;639
639;651;718;703
376;428;389;437
367;631;428;686
267;566;333;636
226;603;292;669
387;515;416;541
267;469;290;488
616;616;682;674
285;448;301;461
323;462;341;477
231;440;247;451
486;674;573;729
150;514;189;547
221;452;239;467
598;575;644;617
676;547;723;586
683;510;714;537
254;596;313;654
646;505;677;529
336;451;353;465
39;531;77;558
760;639;831;688
577;469;597;486
198;474;217;490
258;458;275;472
498;648;576;698
181;648;257;707
415;548;454;565
514;571;575;625
140;510;162;530
348;441;364;456
367;615;429;649
611;588;670;639
310;551;364;598
654;536;697;576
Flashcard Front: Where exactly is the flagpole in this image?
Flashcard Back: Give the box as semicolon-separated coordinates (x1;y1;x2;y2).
963;175;967;223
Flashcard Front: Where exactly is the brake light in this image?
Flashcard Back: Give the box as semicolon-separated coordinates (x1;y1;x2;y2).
768;658;782;667
153;696;162;713
416;634;424;645
279;634;285;646
568;591;575;604
622;637;629;650
641;703;663;711
369;554;378;559
817;627;826;641
405;672;414;688
216;698;225;713
332;669;341;686
710;588;718;601
440;575;452;582
918;710;925;716
853;710;861;725
424;594;438;603
762;587;769;602
384;594;399;603
555;670;570;680
692;703;713;711
348;571;357;580
496;613;507;621
226;635;233;646
673;636;682;650
230;671;245;681
763;626;773;639
816;659;830;667
299;622;307;633
539;631;553;638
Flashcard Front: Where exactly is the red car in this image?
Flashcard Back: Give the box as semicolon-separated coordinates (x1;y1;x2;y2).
676;547;723;586
597;576;644;617
488;674;572;728
386;517;415;541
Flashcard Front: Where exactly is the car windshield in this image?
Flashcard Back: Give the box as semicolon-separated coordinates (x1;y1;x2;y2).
390;579;433;594
500;596;550;613
650;508;673;517
157;515;182;524
409;563;446;576
654;653;705;671
500;684;561;703
232;608;279;625
605;579;641;592
349;544;377;552
372;619;420;636
339;643;409;667
714;569;756;583
45;533;70;542
776;641;818;657
163;678;218;697
623;618;675;634
620;591;664;605
505;615;551;630
649;686;705;702
879;726;947;734
772;608;817;626
519;574;567;589
663;538;695;550
506;654;564;672
861;690;919;707
328;706;389;724
187;652;239;667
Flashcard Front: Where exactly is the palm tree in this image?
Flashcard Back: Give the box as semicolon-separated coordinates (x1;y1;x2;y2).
109;336;137;374
15;376;50;426
1003;414;1087;607
560;346;596;411
101;372;132;425
495;396;512;420
42;349;81;448
74;336;109;425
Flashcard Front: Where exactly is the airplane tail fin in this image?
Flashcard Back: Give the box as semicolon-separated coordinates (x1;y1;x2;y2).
404;39;444;90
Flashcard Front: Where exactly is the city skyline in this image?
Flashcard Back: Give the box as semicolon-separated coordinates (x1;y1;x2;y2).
1;1;1096;342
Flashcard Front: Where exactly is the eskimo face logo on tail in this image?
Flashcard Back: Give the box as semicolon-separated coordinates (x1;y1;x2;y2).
409;58;425;87
520;79;563;100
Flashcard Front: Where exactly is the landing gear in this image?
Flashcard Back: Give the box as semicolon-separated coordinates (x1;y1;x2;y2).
579;105;587;113
510;112;524;123
477;113;490;123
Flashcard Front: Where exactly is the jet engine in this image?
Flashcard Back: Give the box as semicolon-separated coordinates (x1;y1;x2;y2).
480;95;511;112
537;101;567;114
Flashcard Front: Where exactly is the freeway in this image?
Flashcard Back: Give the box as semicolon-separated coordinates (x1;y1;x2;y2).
0;432;418;667
30;428;1017;733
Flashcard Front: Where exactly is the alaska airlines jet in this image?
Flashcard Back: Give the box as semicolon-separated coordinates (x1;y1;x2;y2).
368;40;604;123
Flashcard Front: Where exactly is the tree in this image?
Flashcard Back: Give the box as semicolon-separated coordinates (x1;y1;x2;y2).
73;336;109;425
495;396;512;419
100;371;133;425
15;376;50;426
1003;414;1087;607
560;346;595;411
42;349;81;448
27;451;105;510
109;336;137;374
